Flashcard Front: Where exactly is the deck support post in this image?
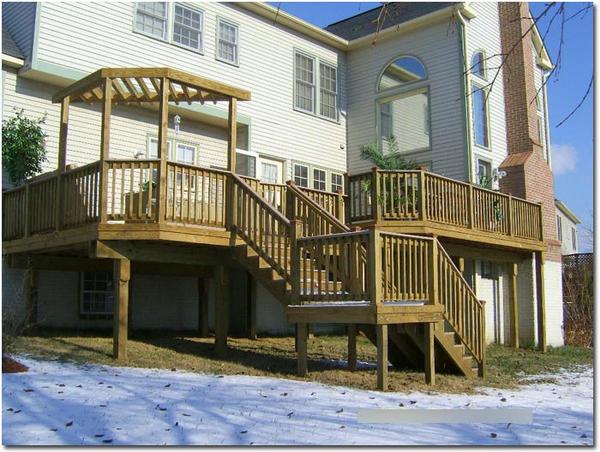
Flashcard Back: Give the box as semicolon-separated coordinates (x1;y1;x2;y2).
509;262;519;348
98;78;112;224
113;258;130;361
156;77;169;224
55;96;70;231
297;322;308;376
24;260;38;332
376;324;388;390
247;273;257;340
535;251;547;352
347;324;357;371
424;322;436;385
198;277;209;338
215;265;229;357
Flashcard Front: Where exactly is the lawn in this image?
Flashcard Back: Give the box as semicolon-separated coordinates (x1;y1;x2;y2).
9;330;593;393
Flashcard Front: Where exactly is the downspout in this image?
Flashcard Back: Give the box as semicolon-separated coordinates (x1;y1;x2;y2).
456;6;474;183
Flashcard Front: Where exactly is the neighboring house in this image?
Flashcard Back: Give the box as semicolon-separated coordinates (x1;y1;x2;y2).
555;199;581;256
1;2;565;387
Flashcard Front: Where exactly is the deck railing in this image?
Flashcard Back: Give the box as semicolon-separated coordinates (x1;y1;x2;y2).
348;169;544;242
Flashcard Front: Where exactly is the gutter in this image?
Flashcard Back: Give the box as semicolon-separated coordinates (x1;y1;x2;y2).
2;54;25;69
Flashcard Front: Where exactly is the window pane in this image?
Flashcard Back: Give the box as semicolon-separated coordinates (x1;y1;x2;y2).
477;160;492;187
319;63;337;119
261;163;278;184
472;87;489;148
175;144;195;164
218;21;238;64
295;53;314;112
379;90;430;152
471;52;485;78
313;169;326;191
236;153;256;178
173;4;202;50
135;2;167;39
81;272;114;315
379;56;426;91
331;173;343;193
294;165;308;187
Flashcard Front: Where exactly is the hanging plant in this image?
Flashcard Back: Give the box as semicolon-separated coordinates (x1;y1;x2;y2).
2;109;48;185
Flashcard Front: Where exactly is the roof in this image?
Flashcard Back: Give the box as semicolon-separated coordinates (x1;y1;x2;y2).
325;3;454;40
2;26;24;59
555;199;581;225
52;67;251;104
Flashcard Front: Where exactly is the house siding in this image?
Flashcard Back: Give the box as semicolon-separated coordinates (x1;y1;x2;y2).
2;2;37;61
556;208;579;255
33;2;347;179
345;18;466;179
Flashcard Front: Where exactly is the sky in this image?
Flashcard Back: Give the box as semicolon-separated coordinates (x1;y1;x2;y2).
270;1;594;252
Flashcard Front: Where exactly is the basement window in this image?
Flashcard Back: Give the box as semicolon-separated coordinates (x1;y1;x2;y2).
81;272;114;317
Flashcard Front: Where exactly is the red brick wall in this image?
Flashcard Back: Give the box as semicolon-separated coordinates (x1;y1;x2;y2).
498;2;561;262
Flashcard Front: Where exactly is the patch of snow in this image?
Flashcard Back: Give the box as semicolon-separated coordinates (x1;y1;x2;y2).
2;356;593;446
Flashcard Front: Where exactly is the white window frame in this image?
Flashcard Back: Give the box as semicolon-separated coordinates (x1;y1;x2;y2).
133;2;169;41
80;272;114;316
216;17;239;66
235;149;259;179
312;167;327;191
147;136;172;160
293;163;309;188
331;172;344;194
319;61;338;120
471;50;487;80
294;50;316;114
571;227;577;251
557;215;563;241
471;83;491;150
174;142;197;165
172;3;204;53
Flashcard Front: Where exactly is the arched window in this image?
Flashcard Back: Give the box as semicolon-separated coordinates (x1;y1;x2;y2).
377;56;430;153
378;56;427;92
471;51;486;78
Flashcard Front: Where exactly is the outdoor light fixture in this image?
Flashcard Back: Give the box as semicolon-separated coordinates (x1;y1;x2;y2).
174;114;181;134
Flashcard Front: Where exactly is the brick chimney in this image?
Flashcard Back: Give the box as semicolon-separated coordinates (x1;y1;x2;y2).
498;2;561;261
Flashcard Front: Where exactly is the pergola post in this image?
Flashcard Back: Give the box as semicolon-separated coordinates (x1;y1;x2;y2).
55;97;69;231
157;77;169;224
113;257;130;360
227;97;237;172
98;78;112;224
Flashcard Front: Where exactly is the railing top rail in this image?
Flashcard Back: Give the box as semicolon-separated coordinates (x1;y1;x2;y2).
2;184;27;195
165;161;231;175
287;181;350;231
106;158;160;164
232;173;291;226
296;183;346;198
379;230;436;242
62;160;102;175
297;229;368;242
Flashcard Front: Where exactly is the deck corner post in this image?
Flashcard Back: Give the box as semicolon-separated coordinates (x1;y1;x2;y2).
290;219;302;305
156;76;169;224
507;195;514;237
418;170;427;221
428;239;439;305
371;167;381;223
468;184;475;229
347;324;357;371
509;262;519;348
99;77;112;225
113;257;130;361
424;322;435;385
535;251;547;352
537;202;545;242
55;96;70;231
215;265;230;357
376;324;388;390
335;188;345;224
368;228;382;306
297;322;308;376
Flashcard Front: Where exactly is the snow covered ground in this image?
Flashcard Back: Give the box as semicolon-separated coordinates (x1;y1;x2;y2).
2;355;593;446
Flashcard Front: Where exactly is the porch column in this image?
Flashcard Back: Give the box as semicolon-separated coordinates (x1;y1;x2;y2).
297;322;308;376
98;78;112;224
156;77;169;224
198;277;209;338
113;258;130;360
535;251;547;352
347;324;357;371
55;96;70;230
508;262;519;348
214;265;229;357
376;324;388;391
424;322;436;385
227;97;237;172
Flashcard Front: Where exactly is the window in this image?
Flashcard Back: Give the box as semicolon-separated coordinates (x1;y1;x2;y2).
216;19;239;65
294;52;315;112
81;272;114;316
313;168;326;191
477;159;492;188
471;51;486;79
571;227;577;250
537;115;544;144
379;89;430;152
331;173;343;193
261;162;278;184
173;4;203;51
557;215;563;241
147;137;172;159
134;2;168;39
294;164;309;187
319;62;337;120
236;152;256;178
472;85;489;148
175;143;196;165
481;261;496;279
378;56;426;91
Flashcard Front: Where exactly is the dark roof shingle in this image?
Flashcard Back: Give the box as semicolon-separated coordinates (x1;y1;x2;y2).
325;3;454;41
2;26;24;59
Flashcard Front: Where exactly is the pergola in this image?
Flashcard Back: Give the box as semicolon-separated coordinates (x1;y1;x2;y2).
50;67;251;360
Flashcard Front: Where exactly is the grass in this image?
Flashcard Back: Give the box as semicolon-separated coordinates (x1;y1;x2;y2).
10;329;593;394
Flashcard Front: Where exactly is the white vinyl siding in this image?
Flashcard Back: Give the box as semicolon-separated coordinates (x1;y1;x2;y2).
172;3;203;52
319;62;338;120
294;52;315;113
134;2;168;40
217;18;239;65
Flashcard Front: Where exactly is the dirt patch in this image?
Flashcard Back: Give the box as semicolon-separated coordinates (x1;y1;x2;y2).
3;356;29;373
